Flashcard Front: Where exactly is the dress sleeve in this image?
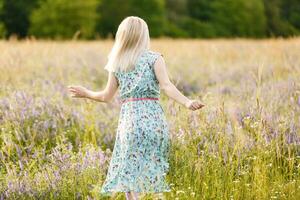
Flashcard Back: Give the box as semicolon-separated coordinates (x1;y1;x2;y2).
104;63;120;86
148;51;163;68
104;64;113;72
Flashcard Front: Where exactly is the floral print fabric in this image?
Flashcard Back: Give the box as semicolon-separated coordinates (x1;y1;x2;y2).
100;50;171;196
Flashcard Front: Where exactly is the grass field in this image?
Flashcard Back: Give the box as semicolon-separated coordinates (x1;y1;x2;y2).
0;38;299;200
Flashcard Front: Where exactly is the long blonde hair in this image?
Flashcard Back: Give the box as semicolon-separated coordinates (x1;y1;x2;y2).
104;16;150;72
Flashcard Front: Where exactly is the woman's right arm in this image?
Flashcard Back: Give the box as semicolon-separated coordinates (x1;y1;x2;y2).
68;71;118;103
153;55;204;111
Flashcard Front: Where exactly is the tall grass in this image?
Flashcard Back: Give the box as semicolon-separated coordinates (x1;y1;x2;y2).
0;38;299;199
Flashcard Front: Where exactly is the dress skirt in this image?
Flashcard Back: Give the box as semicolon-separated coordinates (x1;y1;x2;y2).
100;99;171;196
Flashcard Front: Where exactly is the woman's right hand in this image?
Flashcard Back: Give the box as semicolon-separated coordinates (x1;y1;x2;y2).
68;85;90;99
185;99;205;111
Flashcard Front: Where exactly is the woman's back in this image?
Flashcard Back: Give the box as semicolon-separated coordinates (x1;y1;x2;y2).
114;50;162;101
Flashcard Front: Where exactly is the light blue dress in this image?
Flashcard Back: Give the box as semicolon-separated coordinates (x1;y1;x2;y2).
100;50;171;196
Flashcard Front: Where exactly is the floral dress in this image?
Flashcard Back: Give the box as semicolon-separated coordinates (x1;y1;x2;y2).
100;50;171;196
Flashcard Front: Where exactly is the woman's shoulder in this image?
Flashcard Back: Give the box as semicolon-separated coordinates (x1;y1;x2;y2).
147;50;163;57
146;50;163;66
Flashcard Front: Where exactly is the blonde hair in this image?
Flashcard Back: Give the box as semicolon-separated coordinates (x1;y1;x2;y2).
104;16;150;72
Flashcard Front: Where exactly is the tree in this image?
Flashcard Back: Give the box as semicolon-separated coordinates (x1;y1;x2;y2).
1;0;39;38
166;0;188;16
176;16;216;38
281;0;300;33
0;0;5;38
129;0;167;37
211;0;267;37
165;0;217;38
1;0;299;39
263;0;298;37
96;0;167;38
95;0;130;38
187;0;215;21
29;0;98;39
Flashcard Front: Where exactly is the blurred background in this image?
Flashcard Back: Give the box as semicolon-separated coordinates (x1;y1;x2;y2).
0;0;300;40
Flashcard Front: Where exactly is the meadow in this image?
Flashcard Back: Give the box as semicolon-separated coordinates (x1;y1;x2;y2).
0;38;299;200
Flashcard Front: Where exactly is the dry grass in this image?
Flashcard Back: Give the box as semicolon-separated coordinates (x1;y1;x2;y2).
0;38;299;199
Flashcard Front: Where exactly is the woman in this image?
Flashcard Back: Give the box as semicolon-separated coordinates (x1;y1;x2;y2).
68;16;204;200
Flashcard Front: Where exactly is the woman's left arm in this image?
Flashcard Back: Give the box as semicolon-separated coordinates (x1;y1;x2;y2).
68;72;119;103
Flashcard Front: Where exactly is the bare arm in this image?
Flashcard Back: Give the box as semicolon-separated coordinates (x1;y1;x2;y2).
153;55;204;111
68;72;119;103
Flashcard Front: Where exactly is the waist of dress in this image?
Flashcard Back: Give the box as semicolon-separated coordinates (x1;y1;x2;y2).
121;97;159;104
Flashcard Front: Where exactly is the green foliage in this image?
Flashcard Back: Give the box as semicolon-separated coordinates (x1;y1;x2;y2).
29;0;98;39
263;0;298;37
0;23;5;38
281;0;300;33
210;0;267;37
175;16;216;38
95;0;129;38
187;0;214;21
0;0;5;37
96;0;167;38
129;0;167;37
165;0;189;37
0;0;2;16
163;21;190;38
166;0;216;38
1;0;39;38
166;0;188;16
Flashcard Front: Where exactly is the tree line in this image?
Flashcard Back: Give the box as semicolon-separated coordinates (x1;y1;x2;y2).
0;0;299;39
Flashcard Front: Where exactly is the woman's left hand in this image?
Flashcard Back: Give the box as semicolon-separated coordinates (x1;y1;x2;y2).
68;85;90;98
185;99;205;111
